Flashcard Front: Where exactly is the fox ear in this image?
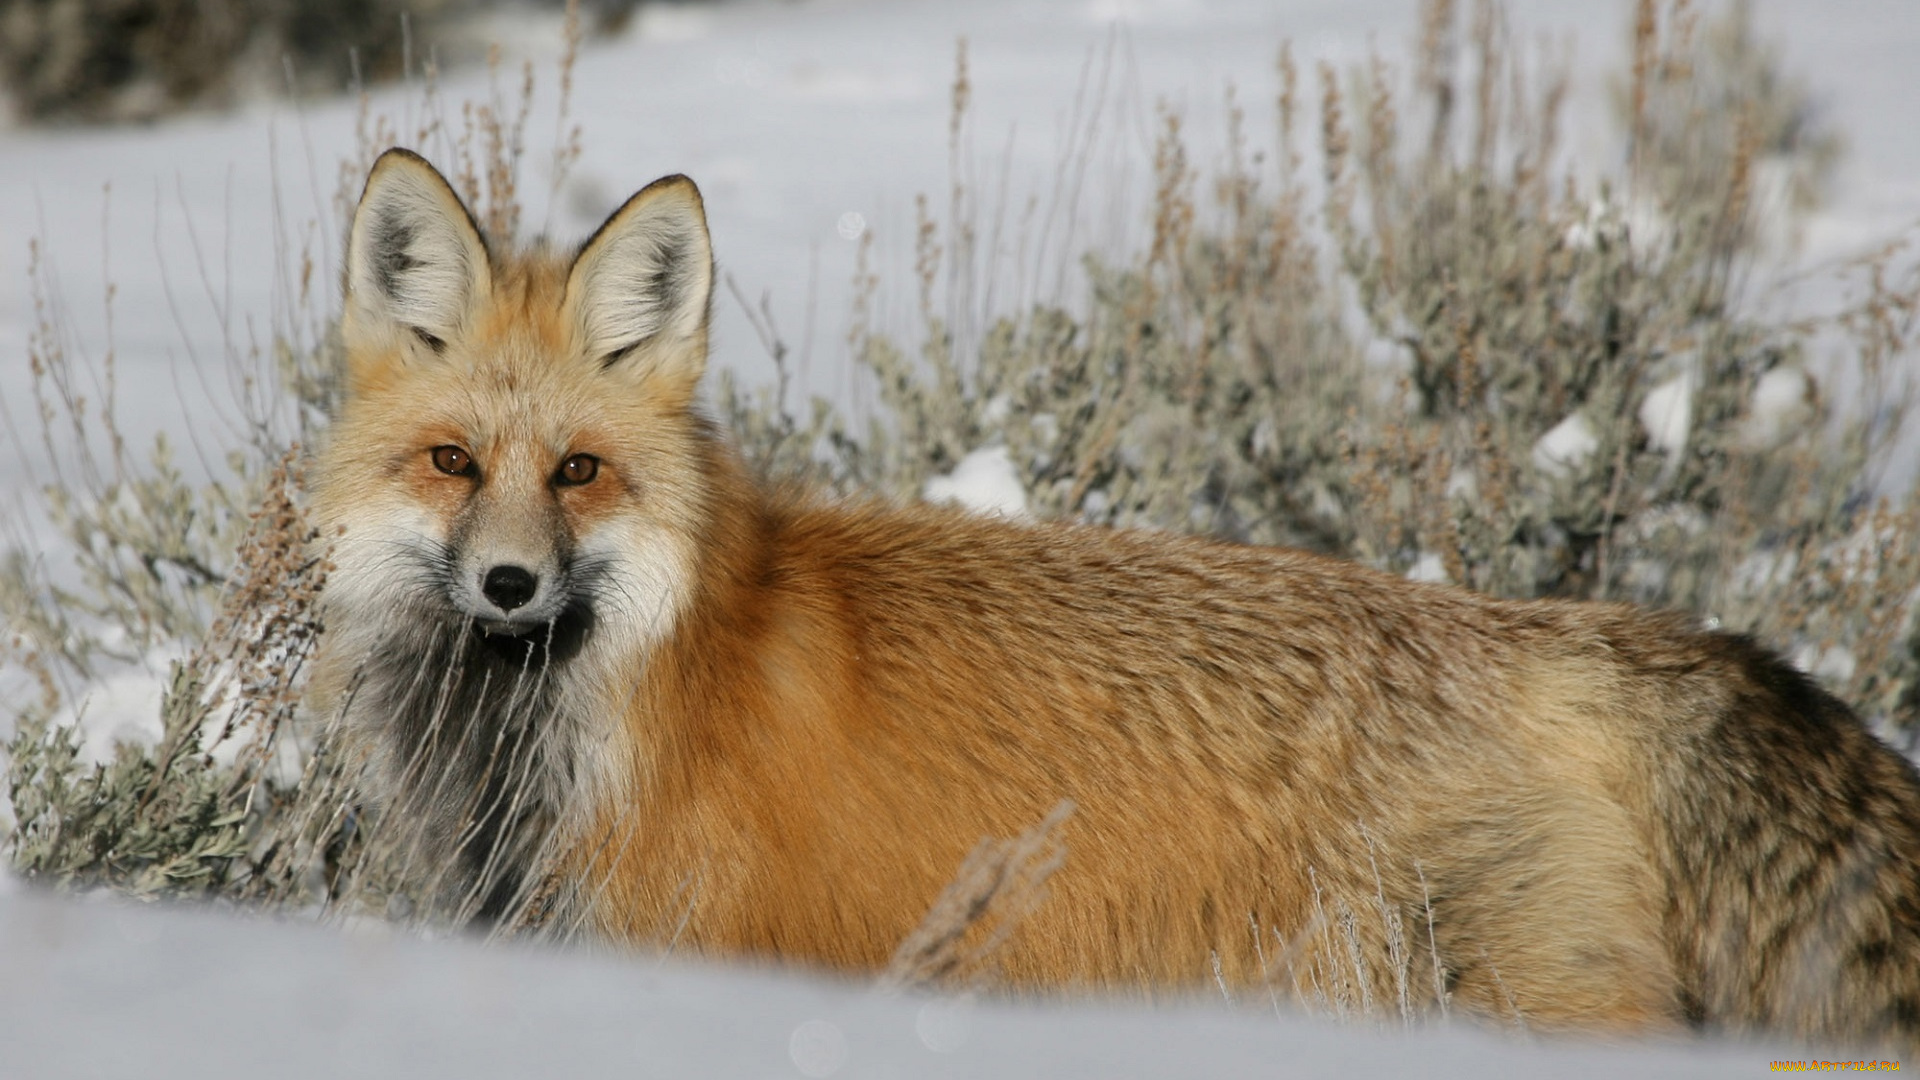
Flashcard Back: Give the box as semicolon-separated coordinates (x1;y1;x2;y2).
566;174;713;394
342;148;491;358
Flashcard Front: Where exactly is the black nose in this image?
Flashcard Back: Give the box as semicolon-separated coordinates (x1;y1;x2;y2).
481;565;539;612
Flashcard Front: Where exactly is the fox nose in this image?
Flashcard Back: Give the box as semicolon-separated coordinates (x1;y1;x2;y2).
481;565;539;612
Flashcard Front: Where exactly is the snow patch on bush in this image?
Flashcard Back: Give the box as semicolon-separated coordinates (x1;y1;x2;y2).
1406;552;1450;584
1640;371;1696;459
1741;366;1815;450
1533;412;1599;478
1793;642;1860;687
925;447;1031;520
53;646;179;766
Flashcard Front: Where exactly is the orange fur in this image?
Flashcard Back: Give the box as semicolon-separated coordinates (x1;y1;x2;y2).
312;149;1920;1043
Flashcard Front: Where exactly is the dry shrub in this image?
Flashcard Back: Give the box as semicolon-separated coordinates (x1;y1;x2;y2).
7;451;324;896
1321;0;1920;724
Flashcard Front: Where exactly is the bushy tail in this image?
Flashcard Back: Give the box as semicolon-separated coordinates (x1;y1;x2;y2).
1660;634;1920;1044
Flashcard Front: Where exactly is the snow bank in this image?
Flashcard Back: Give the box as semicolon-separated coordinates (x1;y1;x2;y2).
0;888;1781;1078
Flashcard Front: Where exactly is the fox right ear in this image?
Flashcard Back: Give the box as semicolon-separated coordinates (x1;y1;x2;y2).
565;174;713;398
342;148;491;358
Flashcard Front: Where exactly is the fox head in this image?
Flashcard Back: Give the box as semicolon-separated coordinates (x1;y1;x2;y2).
315;148;715;669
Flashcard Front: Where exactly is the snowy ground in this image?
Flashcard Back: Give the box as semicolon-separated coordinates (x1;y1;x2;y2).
0;884;1799;1078
2;0;1918;1073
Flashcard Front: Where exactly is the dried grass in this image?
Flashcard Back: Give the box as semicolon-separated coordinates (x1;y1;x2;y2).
885;800;1074;992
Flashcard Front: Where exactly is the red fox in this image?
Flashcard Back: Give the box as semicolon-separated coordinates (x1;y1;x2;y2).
311;148;1920;1043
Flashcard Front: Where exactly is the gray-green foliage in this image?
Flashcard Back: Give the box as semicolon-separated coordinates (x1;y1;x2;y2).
28;439;259;670
7;662;249;897
731;102;1366;555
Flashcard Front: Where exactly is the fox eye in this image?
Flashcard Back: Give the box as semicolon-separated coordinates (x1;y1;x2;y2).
431;445;476;477
410;326;447;354
556;454;599;486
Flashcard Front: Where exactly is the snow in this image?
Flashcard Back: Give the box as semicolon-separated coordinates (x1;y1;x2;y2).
56;648;174;766
1532;410;1600;478
1733;549;1799;598
34;639;271;769
1742;366;1815;450
1639;371;1696;459
18;622;186;765
1444;464;1478;502
924;445;1031;519
1792;642;1860;687
0;888;1782;1079
790;1017;852;1076
1406;551;1450;583
1565;195;1673;254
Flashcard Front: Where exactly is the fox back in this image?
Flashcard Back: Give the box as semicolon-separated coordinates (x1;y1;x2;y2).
312;149;1920;1045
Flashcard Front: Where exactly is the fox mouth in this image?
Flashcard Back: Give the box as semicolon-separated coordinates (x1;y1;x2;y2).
468;603;595;665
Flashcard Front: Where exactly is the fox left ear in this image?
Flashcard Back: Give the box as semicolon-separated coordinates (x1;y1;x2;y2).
566;174;714;395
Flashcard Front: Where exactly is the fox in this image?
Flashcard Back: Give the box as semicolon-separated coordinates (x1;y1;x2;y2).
309;146;1920;1044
